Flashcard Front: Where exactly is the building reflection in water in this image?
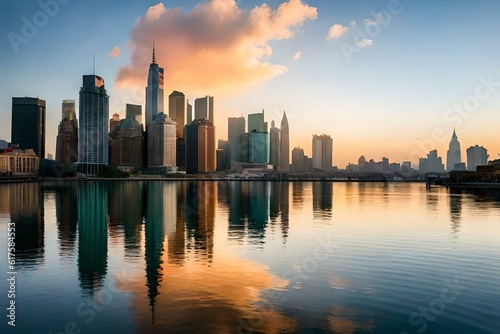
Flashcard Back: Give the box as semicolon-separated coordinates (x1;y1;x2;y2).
292;181;304;209
226;181;291;244
108;182;145;258
9;183;44;269
168;182;185;266
449;188;462;235
54;183;78;257
77;182;108;296
185;181;215;263
313;182;333;220
144;182;166;322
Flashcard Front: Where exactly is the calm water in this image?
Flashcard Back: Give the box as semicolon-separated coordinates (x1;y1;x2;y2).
0;181;499;334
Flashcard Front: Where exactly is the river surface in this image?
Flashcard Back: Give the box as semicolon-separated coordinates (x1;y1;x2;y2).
0;181;499;334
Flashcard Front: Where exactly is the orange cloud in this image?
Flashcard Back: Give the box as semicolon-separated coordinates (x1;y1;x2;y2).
116;0;317;96
108;46;121;58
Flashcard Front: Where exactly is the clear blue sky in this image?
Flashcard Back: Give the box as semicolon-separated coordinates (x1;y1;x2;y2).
1;0;500;167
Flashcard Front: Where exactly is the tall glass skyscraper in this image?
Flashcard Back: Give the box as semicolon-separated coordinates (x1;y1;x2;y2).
146;44;164;127
280;111;290;172
78;75;109;175
11;97;46;158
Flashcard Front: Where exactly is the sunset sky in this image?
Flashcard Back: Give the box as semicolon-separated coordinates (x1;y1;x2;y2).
1;0;500;168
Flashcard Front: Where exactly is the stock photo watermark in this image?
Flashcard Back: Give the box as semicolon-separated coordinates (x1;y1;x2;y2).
236;234;340;334
337;0;405;63
7;0;70;54
399;277;467;334
407;74;500;163
6;221;17;327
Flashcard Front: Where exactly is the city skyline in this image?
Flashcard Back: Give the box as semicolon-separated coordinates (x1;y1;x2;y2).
2;0;500;168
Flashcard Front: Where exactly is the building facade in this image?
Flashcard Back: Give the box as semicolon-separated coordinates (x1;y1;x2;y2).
11;97;46;158
169;91;185;138
312;134;333;171
147;113;176;167
185;119;216;174
228;116;246;164
78;75;109;175
194;96;214;122
269;120;280;169
467;145;488;171
0;148;39;176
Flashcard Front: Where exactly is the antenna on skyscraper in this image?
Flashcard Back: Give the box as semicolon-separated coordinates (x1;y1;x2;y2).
152;41;156;63
93;53;96;76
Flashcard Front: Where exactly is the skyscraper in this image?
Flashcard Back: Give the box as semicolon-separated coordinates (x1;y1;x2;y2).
228;116;245;164
147;113;176;168
269;120;281;169
185;119;215;174
78;74;109;175
446;128;462;171
280;111;290;172
187;100;193;124
248;111;268;132
11;97;46;158
169;91;185;138
145;44;164;127
194;96;214;122
312;134;333;171
467;145;488;171
56;100;78;165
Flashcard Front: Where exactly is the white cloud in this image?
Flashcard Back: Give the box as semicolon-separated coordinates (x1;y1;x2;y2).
358;38;373;48
293;51;302;60
108;46;121;58
363;18;377;26
327;24;348;40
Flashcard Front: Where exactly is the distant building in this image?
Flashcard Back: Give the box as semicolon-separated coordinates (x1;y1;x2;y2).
126;104;142;128
248;111;268;132
402;161;412;170
0;148;39;176
194;96;214;122
11;97;46;158
78;75;109;175
446;129;462;171
169;91;185;138
280;111;290;172
312;134;333;171
187;100;193;124
419;149;445;174
147;113;176;168
228;116;245;164
269;120;280;169
145;44;164;126
467;145;488;171
291;147;305;172
56;99;78;165
185;119;215;174
216;139;229;171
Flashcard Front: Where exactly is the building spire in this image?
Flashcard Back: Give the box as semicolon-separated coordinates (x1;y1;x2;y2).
152;41;156;64
452;127;457;139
